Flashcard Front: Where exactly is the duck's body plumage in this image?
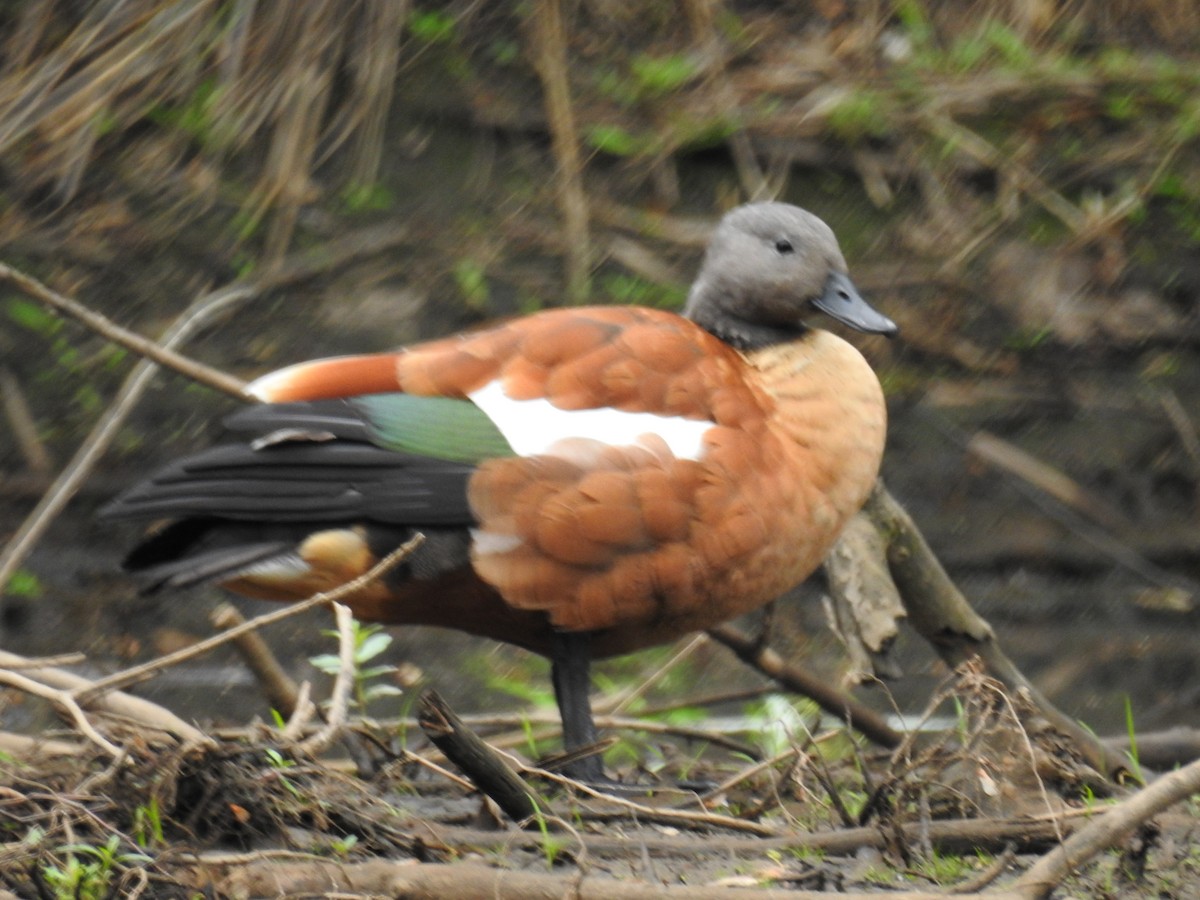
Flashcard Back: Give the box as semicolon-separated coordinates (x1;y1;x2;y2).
105;202;895;780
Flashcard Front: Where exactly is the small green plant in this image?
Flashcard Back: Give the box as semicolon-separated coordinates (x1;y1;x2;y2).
528;798;570;869
132;797;165;849
40;835;151;900
585;123;651;157
629;53;698;98
326;833;359;857
825;88;890;141
264;747;303;798
310;621;403;714
911;848;978;884
4;568;42;599
453;258;490;311
1123;695;1144;785
408;9;456;43
5;298;61;336
341;181;394;213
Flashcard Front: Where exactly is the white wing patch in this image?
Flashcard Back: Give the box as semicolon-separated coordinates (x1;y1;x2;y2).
468;379;712;462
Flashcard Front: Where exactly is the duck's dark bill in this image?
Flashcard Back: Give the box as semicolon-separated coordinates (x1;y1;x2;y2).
812;271;898;336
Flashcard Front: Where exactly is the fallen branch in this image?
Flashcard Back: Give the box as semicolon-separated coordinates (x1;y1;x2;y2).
418;689;544;824
1012;755;1200;899
210;602;300;718
0;669;121;758
704;624;902;749
192;857;1027;899
0;650;210;746
862;482;1121;779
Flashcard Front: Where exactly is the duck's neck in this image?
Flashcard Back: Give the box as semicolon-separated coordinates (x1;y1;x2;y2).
688;305;808;351
684;281;809;351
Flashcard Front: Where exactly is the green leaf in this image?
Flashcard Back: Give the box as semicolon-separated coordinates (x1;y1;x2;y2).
5;569;42;598
309;653;342;674
585;124;645;157
357;631;393;662
409;9;456;43
5;298;61;336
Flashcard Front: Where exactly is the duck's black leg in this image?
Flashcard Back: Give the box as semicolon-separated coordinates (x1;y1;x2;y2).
549;630;605;783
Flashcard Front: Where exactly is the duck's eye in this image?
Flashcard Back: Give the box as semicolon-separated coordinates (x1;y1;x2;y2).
774;239;794;255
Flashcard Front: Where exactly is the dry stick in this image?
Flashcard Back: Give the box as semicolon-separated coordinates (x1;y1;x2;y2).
296;602;356;758
704;624;903;749
697;746;802;804
1103;726;1200;771
1158;385;1200;516
0;262;251;400
639;684;775;719
210;602;301;717
0;649;209;745
440;711;761;759
529;0;590;304
1012;755;1200;900
279;682;316;743
1;652;86;669
0;368;52;473
954;843;1017;893
862;483;1122;779
0;282;253;597
605;634;706;717
0;668;122;758
923;114;1086;234
74;535;423;703
197;857;1027;900
424;812;1081;861
0;731;82;758
0;221;411;596
682;0;770;201
967;431;1132;532
418;689;543;825
531;766;781;837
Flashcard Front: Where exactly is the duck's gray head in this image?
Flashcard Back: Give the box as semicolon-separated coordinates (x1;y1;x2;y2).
683;202;897;350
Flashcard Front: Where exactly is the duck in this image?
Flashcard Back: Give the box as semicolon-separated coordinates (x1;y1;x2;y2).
103;202;896;782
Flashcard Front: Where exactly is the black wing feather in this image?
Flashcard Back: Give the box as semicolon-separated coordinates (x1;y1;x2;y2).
102;401;476;527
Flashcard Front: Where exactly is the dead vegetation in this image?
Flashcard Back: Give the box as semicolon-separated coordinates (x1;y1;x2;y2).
2;0;1200;897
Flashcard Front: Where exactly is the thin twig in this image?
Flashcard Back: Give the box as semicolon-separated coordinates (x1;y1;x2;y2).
923;114;1086;233
418;689;543;824
0;222;411;597
0;368;52;473
0;652;86;669
0;668;122;758
529;766;782;837
74;535;424;703
211;602;301;717
0;649;210;745
279;682;316;743
704;624;903;749
605;634;705;717
697;747;801;804
296;602;356;758
0;262;250;400
0;283;253;596
529;0;590;303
